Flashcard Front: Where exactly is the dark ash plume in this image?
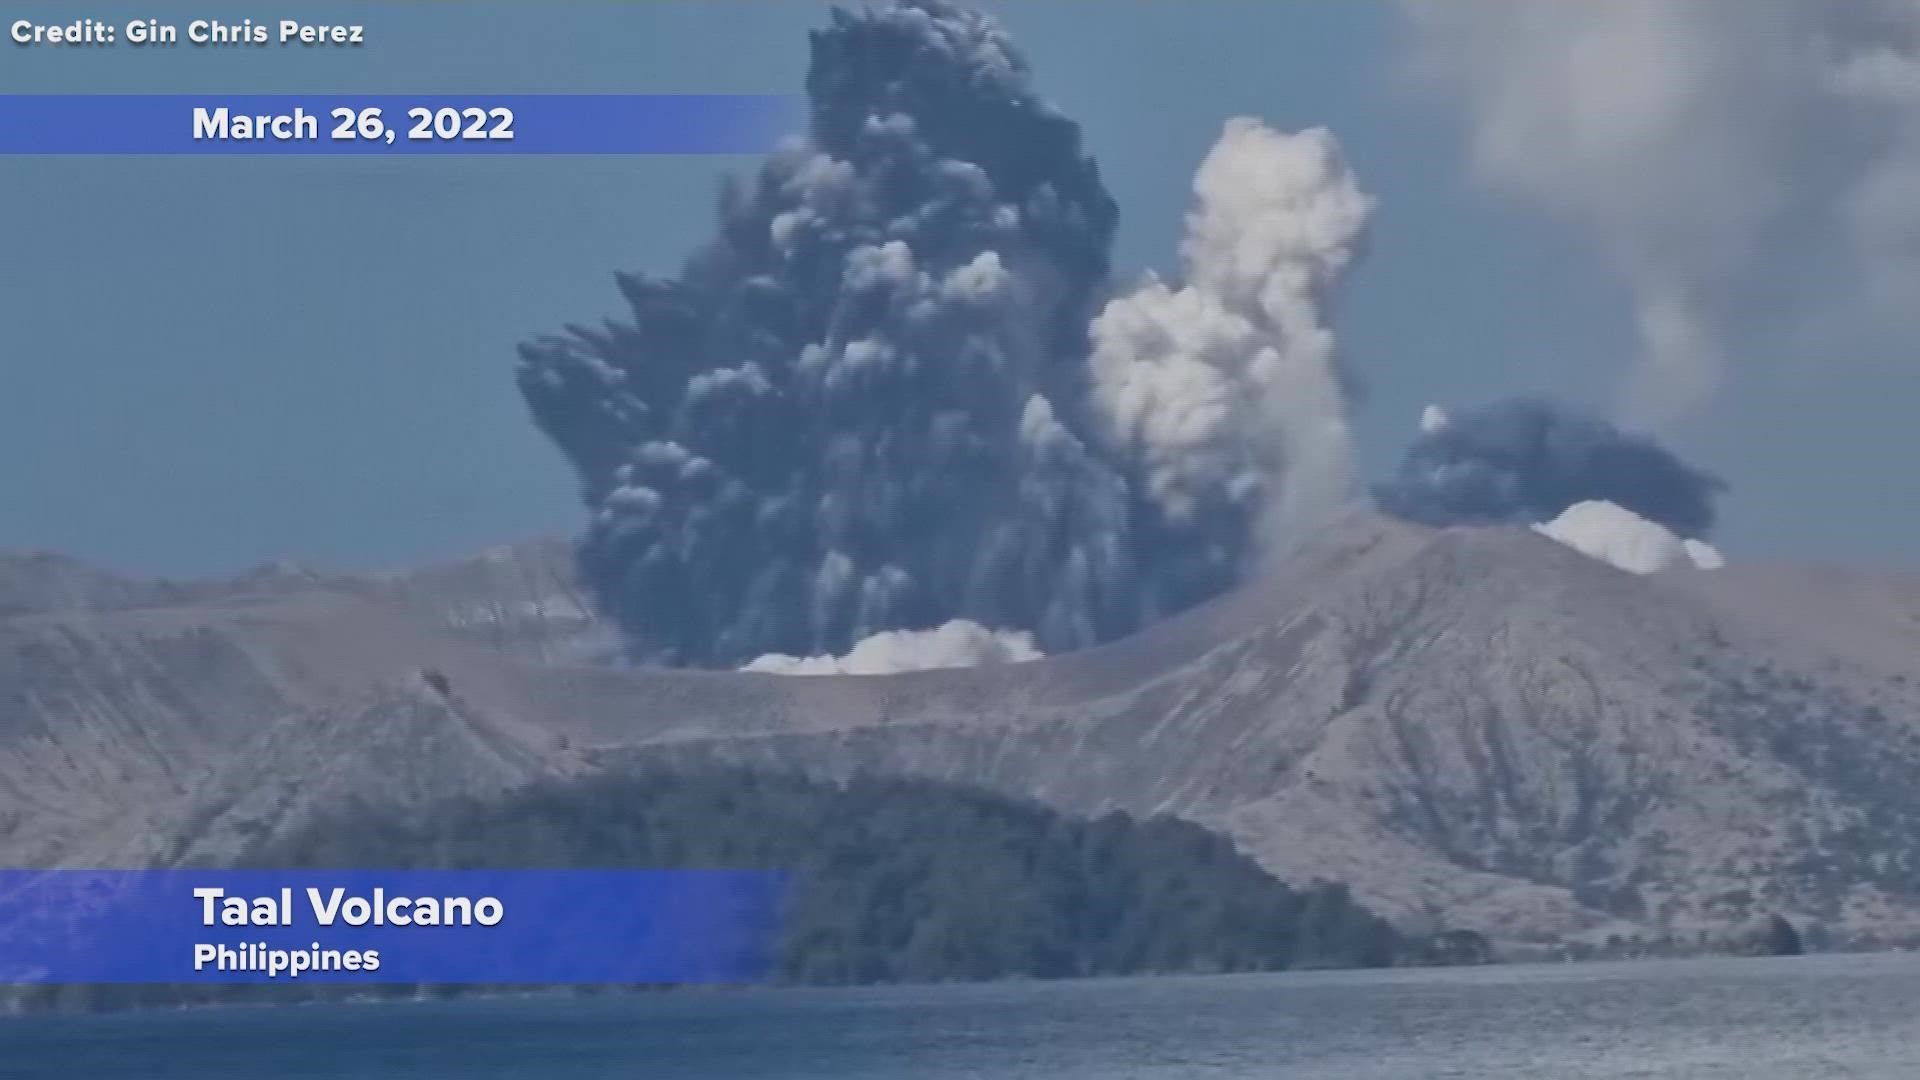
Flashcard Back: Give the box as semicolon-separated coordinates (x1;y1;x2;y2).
519;1;1372;669
518;2;1178;667
1375;398;1725;538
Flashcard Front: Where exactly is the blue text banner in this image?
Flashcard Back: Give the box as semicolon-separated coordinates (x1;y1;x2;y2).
0;869;786;984
0;95;796;154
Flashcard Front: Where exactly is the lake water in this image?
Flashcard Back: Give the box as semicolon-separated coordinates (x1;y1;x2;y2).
3;954;1918;1078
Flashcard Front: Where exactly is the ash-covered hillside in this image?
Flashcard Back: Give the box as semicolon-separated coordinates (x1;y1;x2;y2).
2;509;1918;947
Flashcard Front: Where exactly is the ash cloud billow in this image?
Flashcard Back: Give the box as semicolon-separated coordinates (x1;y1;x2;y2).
741;619;1041;676
517;1;1370;669
1532;501;1724;576
1090;120;1371;544
1404;0;1920;426
1375;398;1725;539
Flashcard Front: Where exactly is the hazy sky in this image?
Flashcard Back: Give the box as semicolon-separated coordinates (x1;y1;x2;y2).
2;1;1910;576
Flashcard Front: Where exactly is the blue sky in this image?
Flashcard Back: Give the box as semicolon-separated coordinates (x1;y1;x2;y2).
0;1;1906;576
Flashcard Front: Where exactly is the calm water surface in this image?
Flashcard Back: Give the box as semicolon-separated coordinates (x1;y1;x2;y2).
2;953;1918;1078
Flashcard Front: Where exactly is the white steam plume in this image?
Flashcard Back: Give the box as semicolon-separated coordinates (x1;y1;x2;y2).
1405;1;1920;426
742;619;1042;676
1089;119;1372;535
1533;500;1724;575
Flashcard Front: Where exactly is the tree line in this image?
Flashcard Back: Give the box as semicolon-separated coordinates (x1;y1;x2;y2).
9;768;1457;1011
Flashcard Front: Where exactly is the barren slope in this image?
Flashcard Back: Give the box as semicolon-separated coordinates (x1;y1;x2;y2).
3;511;1918;945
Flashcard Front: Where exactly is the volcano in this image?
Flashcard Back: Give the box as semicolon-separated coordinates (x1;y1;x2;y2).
3;509;1918;946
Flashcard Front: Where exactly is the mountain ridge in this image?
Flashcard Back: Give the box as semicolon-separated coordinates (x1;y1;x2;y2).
4;509;1918;946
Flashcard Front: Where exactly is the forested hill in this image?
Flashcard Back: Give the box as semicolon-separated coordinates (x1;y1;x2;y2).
248;769;1410;985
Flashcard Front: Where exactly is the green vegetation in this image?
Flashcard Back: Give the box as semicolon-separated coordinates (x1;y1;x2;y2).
251;769;1406;982
6;770;1427;1012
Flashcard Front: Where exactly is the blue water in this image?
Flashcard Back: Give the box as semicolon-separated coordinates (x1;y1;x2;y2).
3;954;1918;1078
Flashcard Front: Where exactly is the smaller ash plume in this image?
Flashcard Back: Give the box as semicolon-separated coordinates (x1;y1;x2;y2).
1376;398;1725;539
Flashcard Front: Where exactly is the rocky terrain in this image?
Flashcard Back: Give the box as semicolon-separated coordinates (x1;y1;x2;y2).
2;510;1918;947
